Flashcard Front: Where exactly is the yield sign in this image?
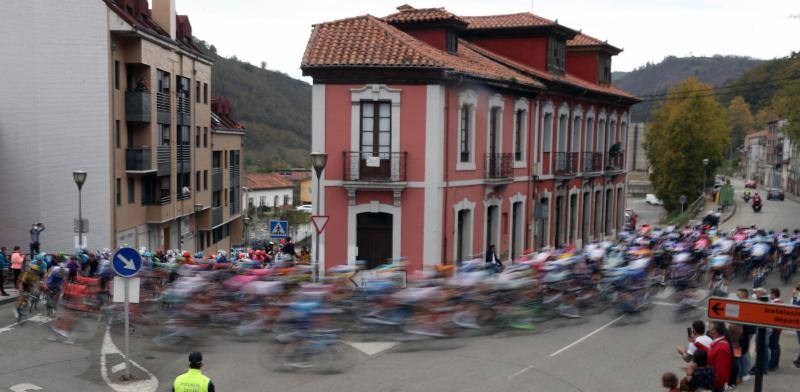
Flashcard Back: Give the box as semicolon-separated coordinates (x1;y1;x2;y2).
311;215;330;234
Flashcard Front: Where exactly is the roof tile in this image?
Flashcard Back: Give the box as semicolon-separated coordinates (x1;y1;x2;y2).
384;5;467;25
462;13;554;29
245;173;294;190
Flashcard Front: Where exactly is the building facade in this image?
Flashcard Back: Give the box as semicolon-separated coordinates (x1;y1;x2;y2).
244;173;295;209
302;6;638;272
0;0;243;253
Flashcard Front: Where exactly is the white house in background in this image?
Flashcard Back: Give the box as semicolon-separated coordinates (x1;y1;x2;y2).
244;173;294;209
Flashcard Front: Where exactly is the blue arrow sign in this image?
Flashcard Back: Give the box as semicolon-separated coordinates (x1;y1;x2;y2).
269;220;289;239
112;247;142;278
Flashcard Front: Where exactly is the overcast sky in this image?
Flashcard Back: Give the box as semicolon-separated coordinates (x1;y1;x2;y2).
178;0;800;81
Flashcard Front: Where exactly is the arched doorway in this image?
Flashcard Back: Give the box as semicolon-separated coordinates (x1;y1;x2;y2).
356;212;393;269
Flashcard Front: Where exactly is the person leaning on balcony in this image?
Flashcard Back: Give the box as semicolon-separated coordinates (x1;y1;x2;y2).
135;78;149;92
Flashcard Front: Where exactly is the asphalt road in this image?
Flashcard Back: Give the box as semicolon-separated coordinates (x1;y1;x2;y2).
626;195;666;226
1;179;798;392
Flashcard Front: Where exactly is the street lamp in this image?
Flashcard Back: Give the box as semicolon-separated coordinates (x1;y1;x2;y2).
702;158;709;209
72;170;87;249
310;152;328;282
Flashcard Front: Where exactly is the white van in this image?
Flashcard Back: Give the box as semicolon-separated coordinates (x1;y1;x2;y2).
645;194;663;206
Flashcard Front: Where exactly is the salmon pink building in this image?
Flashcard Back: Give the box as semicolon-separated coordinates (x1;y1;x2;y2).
301;5;639;272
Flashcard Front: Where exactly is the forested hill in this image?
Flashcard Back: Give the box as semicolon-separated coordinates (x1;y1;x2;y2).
198;42;311;171
613;55;765;122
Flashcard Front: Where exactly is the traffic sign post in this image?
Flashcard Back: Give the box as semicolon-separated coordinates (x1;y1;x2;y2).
708;297;800;392
269;220;289;239
111;247;143;381
311;215;329;234
679;194;687;214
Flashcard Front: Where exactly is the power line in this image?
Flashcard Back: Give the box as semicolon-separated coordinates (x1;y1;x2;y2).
636;74;800;99
638;78;800;103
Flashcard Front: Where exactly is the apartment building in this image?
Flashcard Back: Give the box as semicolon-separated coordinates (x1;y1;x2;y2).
302;5;638;272
0;0;243;253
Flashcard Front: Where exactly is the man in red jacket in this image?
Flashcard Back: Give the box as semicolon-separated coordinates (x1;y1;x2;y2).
708;321;732;392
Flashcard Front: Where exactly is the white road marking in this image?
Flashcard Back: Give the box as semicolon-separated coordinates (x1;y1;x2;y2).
100;327;159;392
111;362;127;374
0;314;52;335
654;287;674;299
653;301;707;310
507;364;536;380
344;340;398;355
548;314;626;358
9;383;42;392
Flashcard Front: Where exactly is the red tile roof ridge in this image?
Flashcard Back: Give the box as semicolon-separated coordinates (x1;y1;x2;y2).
384;6;467;25
462;12;555;29
311;13;375;27
245;173;294;190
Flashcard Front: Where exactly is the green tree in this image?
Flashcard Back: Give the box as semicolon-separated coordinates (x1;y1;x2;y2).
644;77;729;212
725;96;753;158
770;58;800;143
754;105;778;129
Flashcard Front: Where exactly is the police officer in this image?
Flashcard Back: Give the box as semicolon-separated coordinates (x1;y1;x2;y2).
173;351;215;392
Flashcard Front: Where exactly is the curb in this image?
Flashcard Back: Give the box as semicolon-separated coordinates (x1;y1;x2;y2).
720;198;738;225
0;294;19;306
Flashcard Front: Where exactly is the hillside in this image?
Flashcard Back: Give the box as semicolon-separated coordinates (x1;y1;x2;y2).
613;55;765;122
198;42;311;172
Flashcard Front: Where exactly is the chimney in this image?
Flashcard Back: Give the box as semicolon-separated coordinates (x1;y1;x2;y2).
152;0;176;39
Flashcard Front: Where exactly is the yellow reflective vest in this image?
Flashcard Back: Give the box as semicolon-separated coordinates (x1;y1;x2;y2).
173;368;211;392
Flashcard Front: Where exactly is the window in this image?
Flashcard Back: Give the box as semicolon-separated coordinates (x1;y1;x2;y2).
459;104;471;163
212;151;221;169
159;176;170;200
212;191;221;207
557;114;568;152
127;177;135;204
177;172;190;198
598;56;612;85
203;83;208;104
195;126;200;147
127;121;134;147
115;120;120;149
203;127;208;147
542;113;553;152
176;76;190;101
488;107;500;155
115;178;121;206
259;196;266;207
195;81;201;103
195;171;200;191
360;101;391;157
445;30;458;53
514;109;525;161
585;118;594;153
284;195;290;206
620;122;627;147
571;116;581;153
157;69;170;94
274;195;280;207
224;151;228;169
547;37;566;74
203;170;208;190
114;61;120;90
597;119;606;153
177;125;190;145
159;124;170;146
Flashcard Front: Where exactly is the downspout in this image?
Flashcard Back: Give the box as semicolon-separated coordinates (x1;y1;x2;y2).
441;82;451;265
192;61;197;252
111;41;118;249
527;94;538;253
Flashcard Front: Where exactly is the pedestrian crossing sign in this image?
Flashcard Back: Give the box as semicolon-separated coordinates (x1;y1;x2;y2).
269;220;289;239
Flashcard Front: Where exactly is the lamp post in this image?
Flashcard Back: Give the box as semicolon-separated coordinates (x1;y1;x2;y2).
310;152;328;282
702;158;709;209
72;170;87;249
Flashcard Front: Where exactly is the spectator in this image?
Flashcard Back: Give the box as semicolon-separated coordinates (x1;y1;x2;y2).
0;246;9;296
768;288;783;370
680;349;715;391
735;288;755;381
708;322;732;392
793;285;800;368
29;223;45;257
10;246;25;286
727;321;742;386
282;237;295;260
661;372;679;392
677;320;712;362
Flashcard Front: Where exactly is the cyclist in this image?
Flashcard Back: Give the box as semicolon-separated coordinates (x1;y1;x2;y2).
14;264;42;320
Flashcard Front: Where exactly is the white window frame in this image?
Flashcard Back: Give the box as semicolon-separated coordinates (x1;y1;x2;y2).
349;85;402;179
556;102;569;153
584;107;595;154
456;90;477;171
571;105;583;154
540;100;554;156
512;98;529;168
486;93;505;156
452;198;476;262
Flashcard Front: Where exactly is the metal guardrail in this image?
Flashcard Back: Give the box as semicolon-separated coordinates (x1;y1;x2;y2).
125;147;152;171
156;92;170;112
606;151;625;171
157;145;171;176
582;152;602;173
484;153;513;179
554;152;578;176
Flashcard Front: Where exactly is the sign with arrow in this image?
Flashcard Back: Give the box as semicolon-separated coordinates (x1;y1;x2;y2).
311;215;329;234
112;247;142;278
707;297;800;331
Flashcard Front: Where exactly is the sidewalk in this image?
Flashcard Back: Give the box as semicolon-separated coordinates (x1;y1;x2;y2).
0;287;20;305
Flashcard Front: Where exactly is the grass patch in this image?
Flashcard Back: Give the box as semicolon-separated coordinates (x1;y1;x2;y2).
662;209;693;226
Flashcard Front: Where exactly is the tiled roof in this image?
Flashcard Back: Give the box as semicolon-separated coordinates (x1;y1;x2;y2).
567;33;622;53
277;170;312;183
302;15;543;89
245;173;294;190
211;96;246;131
462;12;554;29
104;0;205;57
384;5;467;25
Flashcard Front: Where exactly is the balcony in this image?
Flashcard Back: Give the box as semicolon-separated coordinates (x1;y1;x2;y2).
125;147;154;173
177;96;191;125
582;152;602;174
554;152;578;177
211;206;223;227
156;92;171;124
156;145;171;176
484;153;513;182
177;144;191;173
212;167;223;192
343;151;407;183
605;151;625;172
125;91;151;123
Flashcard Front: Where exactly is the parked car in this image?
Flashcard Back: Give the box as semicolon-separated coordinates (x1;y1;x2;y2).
645;193;663;206
744;180;757;189
767;188;785;201
295;204;313;213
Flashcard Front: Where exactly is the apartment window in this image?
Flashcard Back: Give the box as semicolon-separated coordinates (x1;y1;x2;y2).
597;119;606;153
115;178;121;206
159;123;170;146
514;109;525;161
157;69;170;94
195;171;200;191
203;170;208;190
212;191;221;208
360;101;391;157
274;195;280;207
195;81;201;103
547;37;566;74
542;113;553;152
203;83;208;104
212;151;221;169
585;118;594;153
571;116;581;153
459;104;471;163
115;120;121;149
176;76;190;101
114;61;120;90
159;176;170;200
195;126;201;147
127;121;134;147
488;107;500;155
557;114;568;152
203;127;208;147
127;177;135;204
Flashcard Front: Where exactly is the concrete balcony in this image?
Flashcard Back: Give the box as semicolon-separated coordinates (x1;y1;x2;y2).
125;147;154;173
211;206;223;227
125;91;151;123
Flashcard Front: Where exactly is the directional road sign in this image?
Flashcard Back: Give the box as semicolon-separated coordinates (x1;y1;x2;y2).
112;247;143;277
311;215;329;234
707;297;800;331
269;220;289;239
